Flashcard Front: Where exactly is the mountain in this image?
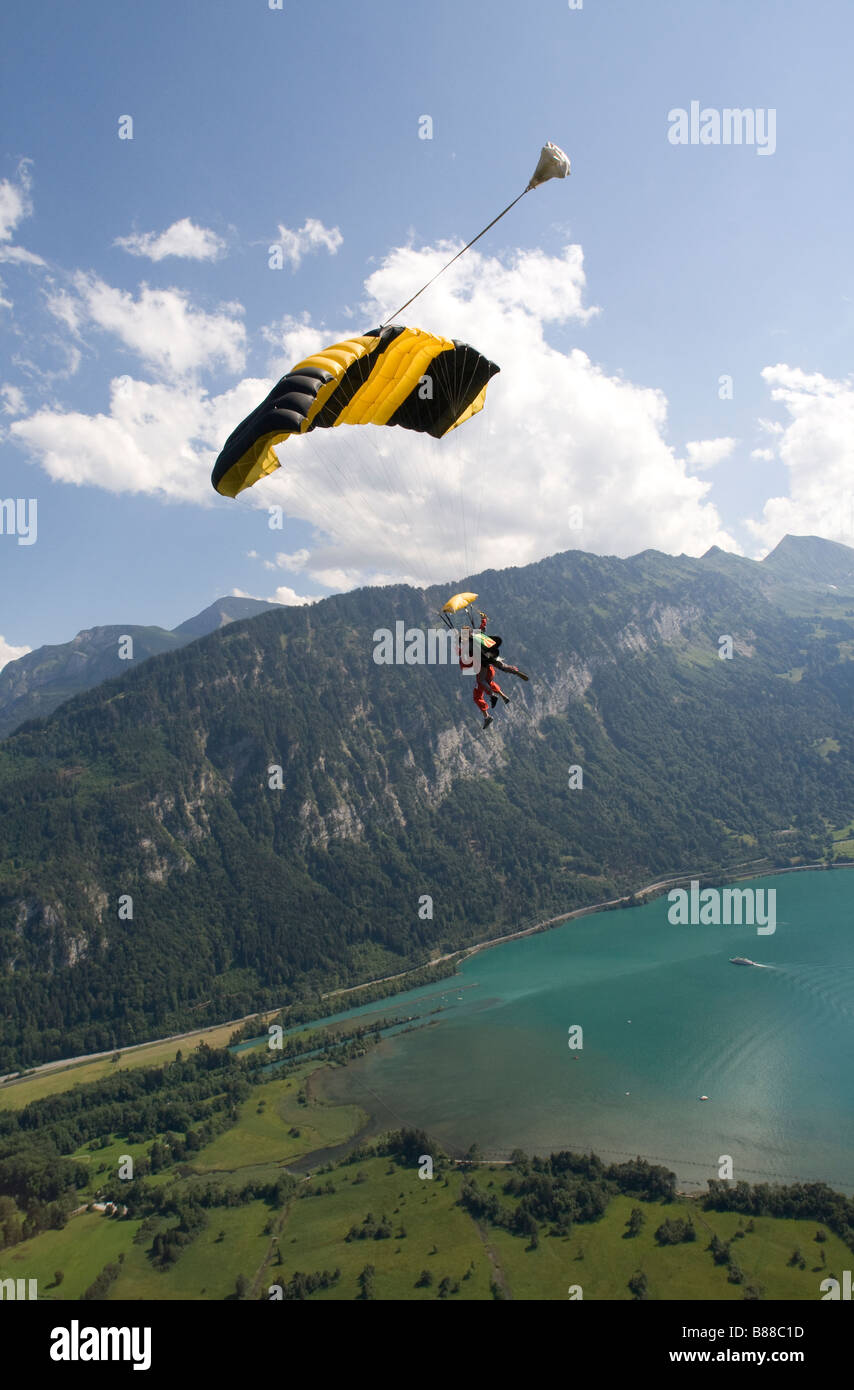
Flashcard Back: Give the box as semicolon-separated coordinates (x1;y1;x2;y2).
761;534;854;591
171;596;277;639
1;538;852;1068
0;596;279;740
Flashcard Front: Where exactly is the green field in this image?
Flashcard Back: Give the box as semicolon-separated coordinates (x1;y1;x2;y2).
269;1160;850;1302
0;1019;262;1112
109;1200;276;1301
7;1150;846;1301
274;1160;495;1301
191;1065;367;1173
3;1034;852;1301
485;1194;846;1301
2;1211;141;1301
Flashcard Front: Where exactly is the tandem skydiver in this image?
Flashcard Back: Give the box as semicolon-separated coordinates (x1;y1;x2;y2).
460;611;528;729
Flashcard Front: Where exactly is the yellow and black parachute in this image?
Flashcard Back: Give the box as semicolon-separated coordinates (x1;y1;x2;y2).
211;325;500;499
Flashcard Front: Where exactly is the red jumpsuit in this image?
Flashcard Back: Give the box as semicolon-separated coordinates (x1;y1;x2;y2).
460;614;505;715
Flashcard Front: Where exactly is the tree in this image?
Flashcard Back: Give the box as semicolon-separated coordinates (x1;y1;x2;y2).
628;1270;648;1300
53;1270;64;1287
709;1233;730;1266
358;1264;376;1300
235;1274;250;1300
415;1269;433;1288
626;1207;645;1237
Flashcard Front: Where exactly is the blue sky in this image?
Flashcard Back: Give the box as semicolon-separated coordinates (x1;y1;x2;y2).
2;0;853;660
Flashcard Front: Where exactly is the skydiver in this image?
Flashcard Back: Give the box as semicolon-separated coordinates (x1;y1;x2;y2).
473;661;510;729
474;612;529;683
459;612;511;729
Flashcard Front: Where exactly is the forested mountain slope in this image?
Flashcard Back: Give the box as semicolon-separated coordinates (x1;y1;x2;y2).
0;596;277;739
1;537;852;1068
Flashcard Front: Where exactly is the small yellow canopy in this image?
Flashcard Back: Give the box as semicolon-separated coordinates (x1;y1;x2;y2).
442;592;478;614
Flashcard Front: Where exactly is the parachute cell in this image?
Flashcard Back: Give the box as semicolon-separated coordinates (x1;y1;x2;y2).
211;326;500;499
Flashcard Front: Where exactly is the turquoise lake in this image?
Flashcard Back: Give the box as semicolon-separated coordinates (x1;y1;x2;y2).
316;870;854;1190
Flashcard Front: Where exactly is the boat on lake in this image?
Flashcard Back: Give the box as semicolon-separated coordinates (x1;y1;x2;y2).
730;956;758;966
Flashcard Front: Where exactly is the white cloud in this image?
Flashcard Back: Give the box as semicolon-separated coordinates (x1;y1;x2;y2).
1;383;25;415
685;437;737;471
115;218;226;262
11;374;262;502
13;340;82;383
232;585;317;606
247;240;737;586
274;548;311;572
65;273;246;378
44;287;83;335
750;447;775;462
8;239;741;580
273;218;343;270
746;365;854;550
269;585;319;605
0;161;45;267
261;313;329;367
0;635;31;671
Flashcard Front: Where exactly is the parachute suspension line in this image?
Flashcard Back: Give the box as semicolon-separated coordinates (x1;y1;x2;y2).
340;437;435;588
378;187;532;328
287;340;436;589
430;344;471;583
471;416;489;578
360;428;435;587
282;433;434;591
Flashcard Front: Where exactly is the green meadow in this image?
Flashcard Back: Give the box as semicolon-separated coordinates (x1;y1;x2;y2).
3;1038;850;1301
2;1211;140;1302
191;1064;366;1173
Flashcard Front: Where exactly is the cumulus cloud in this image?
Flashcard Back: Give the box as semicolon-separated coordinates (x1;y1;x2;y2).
232;585;317;606
0;635;31;671
685;437;737;471
745;365;854;551
9;238;741;578
273;548;311;572
115;217;226;262
0;162;45;267
750;447;775;462
273;218;342;270
50;273;247;378
269;585;319;605
246;240;737;587
11;374;262;502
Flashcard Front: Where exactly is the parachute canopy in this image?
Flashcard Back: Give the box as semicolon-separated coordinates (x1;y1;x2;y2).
212;326;500;499
528;141;572;189
442;591;479;614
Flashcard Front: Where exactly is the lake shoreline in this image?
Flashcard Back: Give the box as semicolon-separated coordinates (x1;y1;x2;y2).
3;861;850;1092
